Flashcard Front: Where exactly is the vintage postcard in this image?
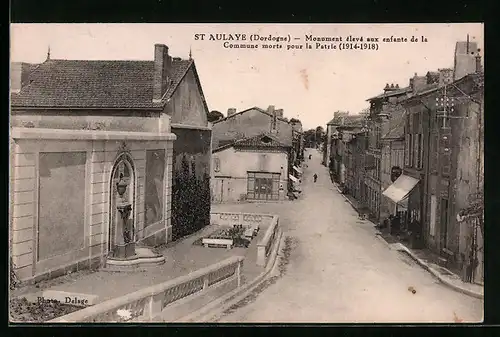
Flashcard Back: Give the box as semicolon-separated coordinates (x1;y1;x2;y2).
9;23;483;323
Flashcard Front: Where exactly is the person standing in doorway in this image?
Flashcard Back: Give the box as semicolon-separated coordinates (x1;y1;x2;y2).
314;173;318;183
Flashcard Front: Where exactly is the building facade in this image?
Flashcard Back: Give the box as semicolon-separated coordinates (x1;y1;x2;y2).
211;134;290;203
366;84;412;223
9;43;211;282
212;105;299;198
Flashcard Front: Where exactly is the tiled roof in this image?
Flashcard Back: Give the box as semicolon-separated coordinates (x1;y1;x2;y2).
327;114;364;126
234;133;290;149
213;133;290;153
11;58;193;109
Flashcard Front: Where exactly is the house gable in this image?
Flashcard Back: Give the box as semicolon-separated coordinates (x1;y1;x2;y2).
167;65;209;127
212;107;293;149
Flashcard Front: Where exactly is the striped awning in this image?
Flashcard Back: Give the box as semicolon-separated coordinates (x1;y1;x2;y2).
293;166;302;174
289;174;299;183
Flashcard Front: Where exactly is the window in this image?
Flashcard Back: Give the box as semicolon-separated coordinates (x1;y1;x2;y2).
409;134;414;167
214;157;221;172
431;134;438;172
416;134;423;169
405;136;410;167
412;113;419;133
413;133;419;168
144;150;166;226
247;172;280;200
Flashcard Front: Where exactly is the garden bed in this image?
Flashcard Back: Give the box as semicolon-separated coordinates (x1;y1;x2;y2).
193;226;254;248
9;297;82;322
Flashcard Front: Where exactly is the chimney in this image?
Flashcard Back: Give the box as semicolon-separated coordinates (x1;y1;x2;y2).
454;40;478;80
227;108;237;116
153;44;172;102
410;73;426;93
267;105;275;115
275;109;284;118
10;62;32;94
475;53;482;73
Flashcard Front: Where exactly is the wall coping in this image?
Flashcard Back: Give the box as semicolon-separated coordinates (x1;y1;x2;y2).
49;255;244;322
258;216;279;247
171;123;212;131
11;127;177;141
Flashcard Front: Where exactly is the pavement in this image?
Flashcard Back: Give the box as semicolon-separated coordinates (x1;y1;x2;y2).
335;176;484;300
12;220;269;304
214;148;484;323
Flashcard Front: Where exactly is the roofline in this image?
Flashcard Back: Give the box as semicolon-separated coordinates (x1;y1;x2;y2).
10;105;163;111
213;106;290;125
403;73;482;103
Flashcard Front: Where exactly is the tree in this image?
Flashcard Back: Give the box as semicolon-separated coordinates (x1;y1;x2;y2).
207;110;224;123
289;118;301;124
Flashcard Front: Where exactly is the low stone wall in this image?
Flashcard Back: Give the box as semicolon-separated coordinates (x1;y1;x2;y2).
48;256;244;323
256;216;280;267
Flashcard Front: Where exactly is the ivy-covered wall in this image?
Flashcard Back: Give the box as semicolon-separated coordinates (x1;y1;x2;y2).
171;127;212;240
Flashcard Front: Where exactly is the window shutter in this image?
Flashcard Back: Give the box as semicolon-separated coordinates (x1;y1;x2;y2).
440;132;452;176
405;136;410;166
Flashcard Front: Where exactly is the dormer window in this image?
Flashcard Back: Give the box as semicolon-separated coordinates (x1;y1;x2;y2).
261;136;272;144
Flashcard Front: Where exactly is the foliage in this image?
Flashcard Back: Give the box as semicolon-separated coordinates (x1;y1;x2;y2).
9;297;81;322
289;118;301;124
303;126;326;148
10;257;19;290
171;155;211;241
207;110;224;122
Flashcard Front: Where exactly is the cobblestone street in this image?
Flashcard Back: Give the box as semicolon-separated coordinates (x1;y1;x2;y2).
213;149;484;323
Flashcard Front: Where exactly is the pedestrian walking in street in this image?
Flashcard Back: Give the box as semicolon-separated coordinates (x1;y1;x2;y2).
309;154;312;160
313;173;318;183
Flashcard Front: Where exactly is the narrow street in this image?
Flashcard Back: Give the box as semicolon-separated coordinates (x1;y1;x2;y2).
215;149;483;323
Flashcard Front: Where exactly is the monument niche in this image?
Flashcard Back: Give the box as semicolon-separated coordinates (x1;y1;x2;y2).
106;153;165;271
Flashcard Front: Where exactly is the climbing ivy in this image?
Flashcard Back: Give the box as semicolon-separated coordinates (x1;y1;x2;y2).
171;155;211;241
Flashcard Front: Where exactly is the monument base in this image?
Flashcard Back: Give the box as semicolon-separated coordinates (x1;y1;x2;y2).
112;242;136;259
105;246;166;272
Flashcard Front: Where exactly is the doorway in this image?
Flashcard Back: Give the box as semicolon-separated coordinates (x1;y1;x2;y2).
247;172;280;201
440;198;449;249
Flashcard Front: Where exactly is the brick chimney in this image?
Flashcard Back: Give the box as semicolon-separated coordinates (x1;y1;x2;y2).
227;108;237;116
275;109;284;118
453;39;479;81
153;44;172;102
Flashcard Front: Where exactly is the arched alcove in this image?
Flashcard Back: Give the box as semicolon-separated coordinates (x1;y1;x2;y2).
108;153;136;255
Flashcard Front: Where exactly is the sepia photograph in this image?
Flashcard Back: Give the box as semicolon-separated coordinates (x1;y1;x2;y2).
9;23;483;324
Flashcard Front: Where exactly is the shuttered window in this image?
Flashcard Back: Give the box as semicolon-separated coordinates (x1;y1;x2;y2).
405;136;410;167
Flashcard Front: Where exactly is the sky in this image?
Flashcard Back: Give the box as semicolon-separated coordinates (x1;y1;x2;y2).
11;23;483;130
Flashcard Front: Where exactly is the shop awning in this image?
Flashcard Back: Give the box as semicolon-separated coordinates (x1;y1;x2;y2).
293;166;303;174
289;174;299;183
382;174;419;204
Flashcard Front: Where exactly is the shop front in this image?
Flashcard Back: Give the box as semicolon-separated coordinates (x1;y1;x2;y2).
382;174;421;246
